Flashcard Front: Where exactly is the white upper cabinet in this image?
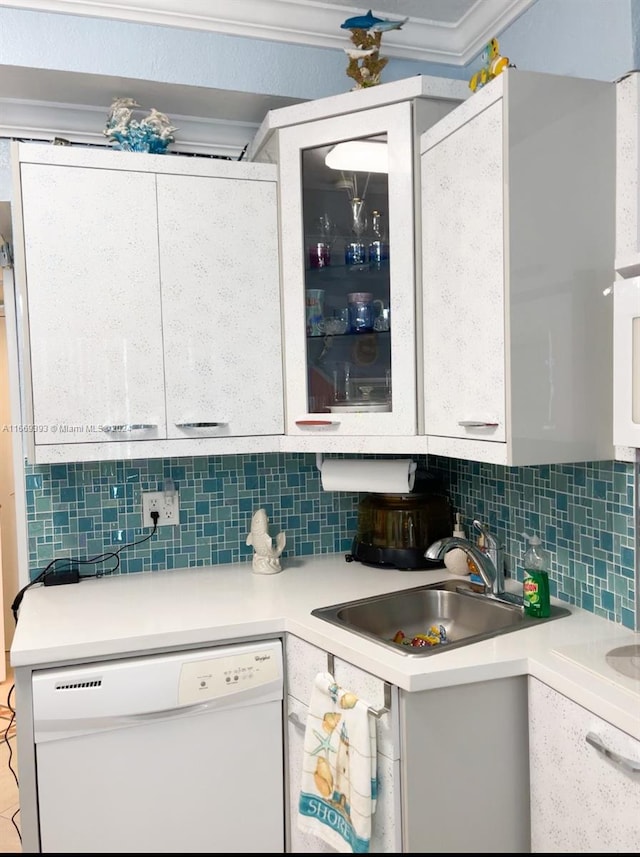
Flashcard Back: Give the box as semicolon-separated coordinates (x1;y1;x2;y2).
615;71;640;277
249;76;467;452
278;102;417;439
420;70;616;466
18;160;167;446
613;73;640;449
156;172;282;440
12;143;283;463
613;275;640;447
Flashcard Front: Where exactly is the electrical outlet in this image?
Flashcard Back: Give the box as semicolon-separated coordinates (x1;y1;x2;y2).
142;490;181;527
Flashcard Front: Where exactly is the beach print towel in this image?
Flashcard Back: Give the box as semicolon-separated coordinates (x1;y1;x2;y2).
298;672;377;853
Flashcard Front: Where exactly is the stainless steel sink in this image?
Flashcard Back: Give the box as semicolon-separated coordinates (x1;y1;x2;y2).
311;578;571;657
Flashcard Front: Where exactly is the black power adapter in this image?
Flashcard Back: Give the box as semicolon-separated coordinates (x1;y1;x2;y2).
44;567;80;586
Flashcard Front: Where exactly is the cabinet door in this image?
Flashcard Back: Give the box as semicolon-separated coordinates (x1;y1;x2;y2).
613;276;640;446
421;99;506;442
19;163;166;444
287;694;401;853
156;172;283;438
284;635;402;852
528;677;640;852
278;102;417;437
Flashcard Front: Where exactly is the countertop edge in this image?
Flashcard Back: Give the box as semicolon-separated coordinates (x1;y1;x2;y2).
10;557;640;740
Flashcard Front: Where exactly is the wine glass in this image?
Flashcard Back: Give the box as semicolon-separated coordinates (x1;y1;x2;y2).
317;213;337;248
350;197;367;239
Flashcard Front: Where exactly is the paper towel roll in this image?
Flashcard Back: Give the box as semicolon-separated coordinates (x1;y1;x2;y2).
320;459;416;493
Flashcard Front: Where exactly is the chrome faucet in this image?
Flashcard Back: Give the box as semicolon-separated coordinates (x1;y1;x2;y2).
472;520;505;597
425;520;521;606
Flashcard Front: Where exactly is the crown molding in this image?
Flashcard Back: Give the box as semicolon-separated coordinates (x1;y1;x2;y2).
0;97;255;158
0;0;537;65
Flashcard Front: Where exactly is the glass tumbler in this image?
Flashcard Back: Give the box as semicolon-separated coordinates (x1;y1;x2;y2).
347;292;374;333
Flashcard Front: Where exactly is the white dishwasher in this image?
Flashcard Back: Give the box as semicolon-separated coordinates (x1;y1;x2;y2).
31;639;284;853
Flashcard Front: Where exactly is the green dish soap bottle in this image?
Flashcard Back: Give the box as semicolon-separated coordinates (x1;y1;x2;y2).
522;532;551;618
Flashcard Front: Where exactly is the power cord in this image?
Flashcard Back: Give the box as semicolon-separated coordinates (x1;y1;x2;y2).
10;511;160;622
3;509;161;842
2;683;20;842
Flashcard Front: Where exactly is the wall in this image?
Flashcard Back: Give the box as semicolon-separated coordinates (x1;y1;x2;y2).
3;0;639;632
497;0;635;81
0;5;467;100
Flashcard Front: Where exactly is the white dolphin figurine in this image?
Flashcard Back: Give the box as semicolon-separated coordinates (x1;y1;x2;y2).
246;508;286;574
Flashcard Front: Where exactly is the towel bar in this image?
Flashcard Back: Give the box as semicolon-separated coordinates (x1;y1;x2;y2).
326;652;392;719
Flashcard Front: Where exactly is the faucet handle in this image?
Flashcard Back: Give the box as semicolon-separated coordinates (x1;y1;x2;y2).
472;520;502;554
473;519;492;542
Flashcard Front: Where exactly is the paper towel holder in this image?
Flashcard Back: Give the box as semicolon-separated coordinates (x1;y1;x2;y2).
316;453;418;479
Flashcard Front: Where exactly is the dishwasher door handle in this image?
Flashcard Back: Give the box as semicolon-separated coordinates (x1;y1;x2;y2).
35;700;216;739
125;701;214;722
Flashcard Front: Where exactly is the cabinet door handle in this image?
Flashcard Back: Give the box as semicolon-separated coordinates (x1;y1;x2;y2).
101;424;157;433
295;419;338;427
288;712;307;733
586;732;640;773
457;420;499;428
175;422;228;428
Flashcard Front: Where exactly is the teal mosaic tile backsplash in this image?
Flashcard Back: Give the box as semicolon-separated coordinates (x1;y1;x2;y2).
25;453;359;576
25;452;637;630
427;456;637;631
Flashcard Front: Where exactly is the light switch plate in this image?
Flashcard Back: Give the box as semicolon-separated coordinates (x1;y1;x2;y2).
142;490;180;527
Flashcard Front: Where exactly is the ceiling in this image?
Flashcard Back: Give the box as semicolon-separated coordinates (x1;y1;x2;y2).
0;1;535;158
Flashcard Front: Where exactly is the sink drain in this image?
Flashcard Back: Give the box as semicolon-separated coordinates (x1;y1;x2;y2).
605;644;640;680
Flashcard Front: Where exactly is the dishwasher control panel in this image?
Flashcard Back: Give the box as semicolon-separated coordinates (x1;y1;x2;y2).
33;640;283;742
178;645;281;705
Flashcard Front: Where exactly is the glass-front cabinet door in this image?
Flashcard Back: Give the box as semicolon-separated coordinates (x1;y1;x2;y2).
278;102;417;436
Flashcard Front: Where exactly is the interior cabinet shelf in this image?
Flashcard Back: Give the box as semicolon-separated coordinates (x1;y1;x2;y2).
307;329;390;340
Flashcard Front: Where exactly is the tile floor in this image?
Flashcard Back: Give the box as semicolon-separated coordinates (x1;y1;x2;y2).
0;655;21;853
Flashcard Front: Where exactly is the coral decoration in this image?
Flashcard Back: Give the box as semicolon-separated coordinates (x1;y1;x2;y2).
345;28;388;89
340;9;408;90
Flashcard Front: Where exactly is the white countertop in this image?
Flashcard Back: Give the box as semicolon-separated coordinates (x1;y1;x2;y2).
10;554;640;740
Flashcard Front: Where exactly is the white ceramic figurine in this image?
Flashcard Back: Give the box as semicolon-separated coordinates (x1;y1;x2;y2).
246;508;286;574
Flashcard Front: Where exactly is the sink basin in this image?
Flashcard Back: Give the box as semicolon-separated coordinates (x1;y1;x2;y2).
311;578;571;657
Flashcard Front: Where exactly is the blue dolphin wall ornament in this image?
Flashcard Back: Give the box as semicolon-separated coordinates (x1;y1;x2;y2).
341;9;407;32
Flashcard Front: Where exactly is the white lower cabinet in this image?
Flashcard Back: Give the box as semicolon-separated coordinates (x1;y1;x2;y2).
285;634;402;853
528;677;640;852
399;675;530;853
285;634;530;853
